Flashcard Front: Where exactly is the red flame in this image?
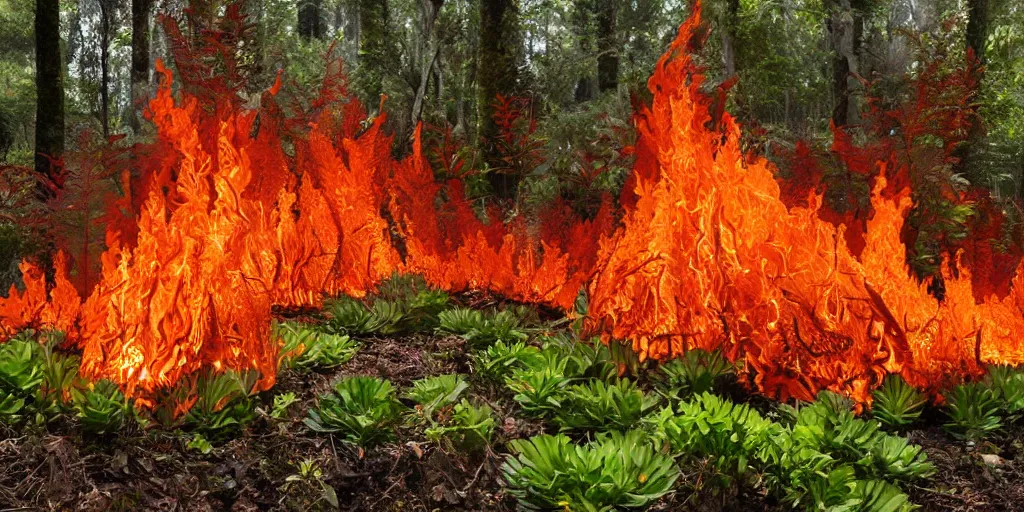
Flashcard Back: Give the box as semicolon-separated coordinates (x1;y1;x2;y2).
2;4;1023;405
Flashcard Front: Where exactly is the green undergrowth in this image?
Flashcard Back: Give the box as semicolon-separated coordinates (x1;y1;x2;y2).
3;274;1024;511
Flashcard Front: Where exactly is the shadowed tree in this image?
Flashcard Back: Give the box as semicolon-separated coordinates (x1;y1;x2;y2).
478;0;522;200
298;0;325;41
34;0;64;196
595;0;617;92
131;0;154;132
358;0;393;102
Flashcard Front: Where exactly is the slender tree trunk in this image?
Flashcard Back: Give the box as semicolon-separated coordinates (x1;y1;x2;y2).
298;0;325;41
721;0;739;77
478;0;521;200
957;0;989;179
572;0;596;102
131;0;153;132
826;0;859;128
358;0;391;101
34;0;64;196
411;0;444;127
595;0;617;92
99;0;111;138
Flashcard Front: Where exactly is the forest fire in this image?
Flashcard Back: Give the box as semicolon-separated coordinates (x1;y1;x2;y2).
1;6;1021;406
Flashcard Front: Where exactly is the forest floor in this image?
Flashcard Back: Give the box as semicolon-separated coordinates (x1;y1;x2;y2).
3;314;1024;511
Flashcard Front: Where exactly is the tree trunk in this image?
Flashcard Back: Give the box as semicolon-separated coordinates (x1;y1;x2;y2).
130;0;153;132
721;0;739;77
358;0;391;101
826;0;860;128
957;0;989;180
34;0;64;196
595;0;617;92
298;0;324;41
965;0;988;65
478;0;521;200
99;0;111;138
572;0;596;102
411;0;444;127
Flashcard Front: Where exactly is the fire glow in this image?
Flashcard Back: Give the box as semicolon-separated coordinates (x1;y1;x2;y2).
2;6;1023;405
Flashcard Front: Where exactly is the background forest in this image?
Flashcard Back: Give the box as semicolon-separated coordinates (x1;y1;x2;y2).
0;0;1023;285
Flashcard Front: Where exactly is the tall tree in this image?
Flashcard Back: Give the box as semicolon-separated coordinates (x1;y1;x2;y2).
826;0;865;128
34;0;64;194
298;0;325;41
358;0;392;101
595;0;617;92
477;0;521;200
97;0;116;138
957;0;990;179
411;0;445;126
572;0;597;102
131;0;153;132
720;0;739;77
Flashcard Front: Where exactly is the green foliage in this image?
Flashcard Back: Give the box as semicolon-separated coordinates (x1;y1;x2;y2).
505;359;571;418
274;320;318;370
749;391;931;510
278;320;360;370
270;392;299;420
871;375;927;430
554;378;659;431
652;349;734;401
985;365;1024;419
322;297;411;337
37;333;81;405
0;334;43;422
648;392;778;485
72;380;130;435
943;382;1003;441
184;370;257;438
784;394;935;482
299;333;359;369
305;376;403;447
187;433;214;454
404;374;469;419
425;399;496;452
473;340;543;380
538;334;617;381
437;307;528;348
502;430;679;511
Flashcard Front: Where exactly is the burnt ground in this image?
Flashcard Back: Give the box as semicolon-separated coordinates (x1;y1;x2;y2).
0;333;1022;511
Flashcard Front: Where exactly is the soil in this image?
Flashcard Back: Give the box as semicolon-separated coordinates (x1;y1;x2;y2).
2;332;1023;511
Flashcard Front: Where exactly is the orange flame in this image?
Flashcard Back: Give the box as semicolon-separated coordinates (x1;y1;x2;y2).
2;5;1024;405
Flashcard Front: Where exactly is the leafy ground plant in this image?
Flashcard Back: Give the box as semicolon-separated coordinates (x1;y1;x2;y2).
322;297;410;336
502;430;679;511
647;391;778;486
943;381;1003;441
184;369;257;438
425;399;496;451
473;340;542;380
652;349;734;402
71;379;130;434
985;364;1024;419
554;378;659;431
305;376;403;447
437;307;528;348
404;374;469;420
871;374;927;430
0;334;43;423
505;358;571;418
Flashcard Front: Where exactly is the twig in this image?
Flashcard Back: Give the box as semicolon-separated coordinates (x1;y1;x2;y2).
462;462;486;493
